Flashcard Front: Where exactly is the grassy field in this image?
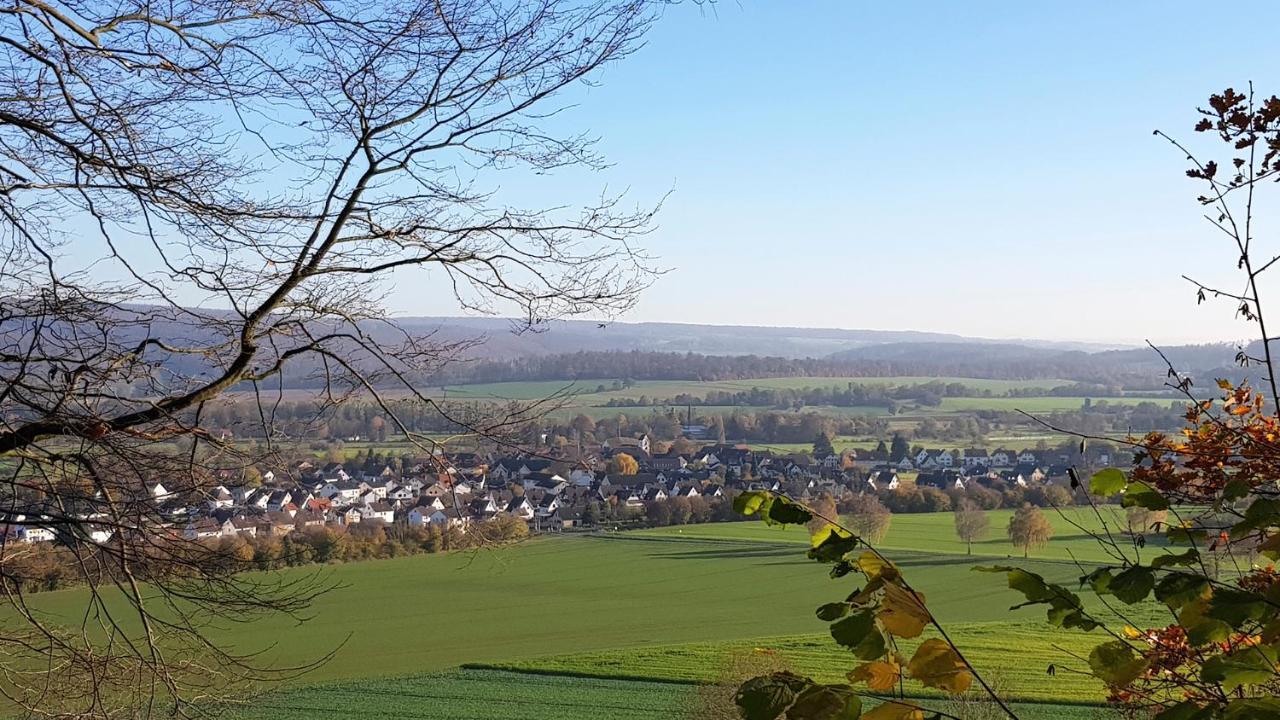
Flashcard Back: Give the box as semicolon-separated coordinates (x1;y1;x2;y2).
635;506;1173;566
224;667;1109;720
430;377;1075;402
224;668;693;720
476;620;1105;703
23;531;1113;682
21;510;1149;717
937;397;1176;413
411;376;1165;421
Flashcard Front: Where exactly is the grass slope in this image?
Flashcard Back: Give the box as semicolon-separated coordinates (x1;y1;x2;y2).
224;669;693;720
635;506;1177;566
23;531;1106;683
476;621;1105;703
22;510;1151;717
224;668;1108;720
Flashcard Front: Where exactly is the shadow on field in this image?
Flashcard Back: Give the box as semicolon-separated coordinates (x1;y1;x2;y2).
645;545;801;561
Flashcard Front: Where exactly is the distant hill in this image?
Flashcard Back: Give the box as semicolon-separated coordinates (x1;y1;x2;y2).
7;307;1256;389
390;316;1132;359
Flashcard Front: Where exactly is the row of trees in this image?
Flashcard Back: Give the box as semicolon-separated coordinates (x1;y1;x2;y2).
415;348;1239;390
1;516;532;597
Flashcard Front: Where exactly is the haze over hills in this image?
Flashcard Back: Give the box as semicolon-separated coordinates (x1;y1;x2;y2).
393;315;1136;359
12;307;1255;388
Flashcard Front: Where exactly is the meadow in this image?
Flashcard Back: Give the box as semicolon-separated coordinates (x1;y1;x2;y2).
224;668;1110;720
417;375;1178;425
430;376;1076;403
21;509;1147;718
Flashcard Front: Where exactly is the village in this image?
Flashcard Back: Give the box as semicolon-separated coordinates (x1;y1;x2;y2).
1;434;1128;546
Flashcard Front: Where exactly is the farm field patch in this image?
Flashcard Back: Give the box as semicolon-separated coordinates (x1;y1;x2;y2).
478;620;1105;704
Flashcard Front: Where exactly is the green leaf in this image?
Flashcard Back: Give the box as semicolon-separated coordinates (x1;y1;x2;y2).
850;625;886;660
1154;572;1210;609
830;610;876;651
1202;644;1279;691
977;566;1098;630
1153;701;1215;720
1150;549;1200;569
734;491;771;517
829;609;886;660
1122;481;1169;511
1206;588;1269;628
1088;640;1150;687
816;602;849;622
735;672;807;720
1089;468;1127;496
1110;567;1155;604
1222;478;1251;502
764;495;812;526
809;525;859;564
787;683;862;720
1222;697;1280;720
1179;599;1231;646
1083;568;1113;595
1231;498;1280;539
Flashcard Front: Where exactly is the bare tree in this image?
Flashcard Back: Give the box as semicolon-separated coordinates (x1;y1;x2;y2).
0;1;666;716
952;498;989;555
843;493;891;544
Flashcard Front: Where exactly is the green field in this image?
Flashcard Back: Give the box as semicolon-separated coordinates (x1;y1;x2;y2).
421;376;1178;422
475;621;1105;703
431;376;1076;403
225;669;692;720
224;668;1108;720
21;509;1148;718
636;506;1171;566
937;397;1176;413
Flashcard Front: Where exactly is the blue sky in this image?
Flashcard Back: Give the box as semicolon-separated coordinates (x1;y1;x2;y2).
388;1;1280;345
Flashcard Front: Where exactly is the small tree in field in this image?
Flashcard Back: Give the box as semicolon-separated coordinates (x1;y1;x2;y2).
844;493;891;544
806;494;838;536
1006;503;1053;558
953;499;990;555
812;432;836;458
608;452;640;475
1123;505;1167;536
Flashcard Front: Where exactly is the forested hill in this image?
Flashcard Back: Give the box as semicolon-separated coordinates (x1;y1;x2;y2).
10;307;1251;389
390;316;1126;358
421;344;1249;389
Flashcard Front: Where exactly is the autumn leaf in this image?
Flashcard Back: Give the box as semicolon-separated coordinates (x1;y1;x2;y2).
907;638;973;694
855;548;896;576
848;659;901;692
878;584;930;638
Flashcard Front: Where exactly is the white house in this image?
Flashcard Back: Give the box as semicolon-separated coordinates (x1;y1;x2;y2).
208;485;234;510
408;507;446;527
360;502;395;524
504;497;535;521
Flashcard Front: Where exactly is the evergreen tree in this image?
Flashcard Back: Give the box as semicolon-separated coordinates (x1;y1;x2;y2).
812;432;836;458
889;433;910;462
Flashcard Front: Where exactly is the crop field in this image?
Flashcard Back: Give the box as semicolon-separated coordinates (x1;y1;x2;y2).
430;376;1075;403
23;529;1119;682
223;669;694;720
635;506;1176;566
937;397;1176;413
477;620;1105;703
420;376;1177;422
21;510;1147;718
223;667;1108;720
